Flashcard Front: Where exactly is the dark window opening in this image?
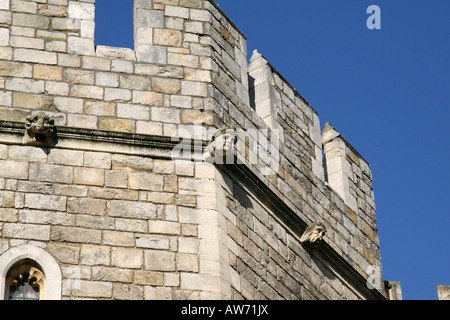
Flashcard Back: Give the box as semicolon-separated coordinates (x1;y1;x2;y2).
9;275;40;300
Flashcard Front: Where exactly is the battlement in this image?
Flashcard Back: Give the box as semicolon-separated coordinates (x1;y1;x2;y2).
0;0;385;300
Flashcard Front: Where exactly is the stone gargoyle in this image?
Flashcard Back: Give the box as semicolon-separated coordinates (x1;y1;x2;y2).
23;111;56;147
203;128;237;165
300;222;327;250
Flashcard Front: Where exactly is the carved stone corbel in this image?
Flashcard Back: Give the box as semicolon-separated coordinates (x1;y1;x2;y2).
203;128;237;165
300;222;327;250
23;111;56;147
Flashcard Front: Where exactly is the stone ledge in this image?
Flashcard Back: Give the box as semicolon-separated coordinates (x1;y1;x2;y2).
0;120;205;162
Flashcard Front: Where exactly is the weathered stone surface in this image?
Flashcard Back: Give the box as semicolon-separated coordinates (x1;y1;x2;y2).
81;245;110;266
3;223;50;241
51;226;102;244
144;250;176;271
74;167;105;186
111;247;143;269
107;200;157;219
154;29;182;47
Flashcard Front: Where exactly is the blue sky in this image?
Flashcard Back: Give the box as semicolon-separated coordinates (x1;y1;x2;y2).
95;1;449;300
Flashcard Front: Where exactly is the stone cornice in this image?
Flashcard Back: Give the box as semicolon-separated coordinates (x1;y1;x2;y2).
0;120;205;162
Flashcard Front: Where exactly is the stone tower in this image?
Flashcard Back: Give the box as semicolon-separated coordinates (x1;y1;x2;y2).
0;0;388;300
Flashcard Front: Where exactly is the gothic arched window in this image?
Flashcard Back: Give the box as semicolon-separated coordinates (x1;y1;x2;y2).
0;244;62;300
5;259;45;300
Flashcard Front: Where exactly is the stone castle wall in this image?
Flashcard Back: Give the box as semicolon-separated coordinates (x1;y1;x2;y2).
0;0;386;300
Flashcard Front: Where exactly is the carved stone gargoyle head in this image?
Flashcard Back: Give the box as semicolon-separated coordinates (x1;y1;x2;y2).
204;128;237;165
23;112;56;147
300;222;327;250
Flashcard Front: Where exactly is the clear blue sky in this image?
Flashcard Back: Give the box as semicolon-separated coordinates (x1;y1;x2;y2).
95;0;449;300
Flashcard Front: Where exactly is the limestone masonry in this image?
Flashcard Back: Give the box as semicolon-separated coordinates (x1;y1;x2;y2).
0;0;394;300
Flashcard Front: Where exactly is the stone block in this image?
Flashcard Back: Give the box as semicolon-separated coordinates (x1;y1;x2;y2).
0;61;33;77
103;231;135;247
112;154;153;173
84;152;112;170
168;52;199;68
181;80;207;97
0;208;18;223
107;200;156;219
45;81;69;96
112;283;144;300
178;237;199;254
128;172;164;191
51;226;102;244
33;64;62;81
84;101;116;116
24;193;66;211
12;92;53;110
8;146;47;162
68;36;95;56
48;148;84;166
3;223;50;241
63;68;95;84
119;75;151;90
17;181;53;194
29;163;72;184
80;245;110;266
134;8;164;28
105;170;128;188
151;107;180;123
67;197;106;216
136;121;163;136
46;244;80;264
0;0;10;11
82;56;111;71
71;280;112;298
74;167;105;186
134;270;164;286
92;267;133;283
177;253;199;272
52;17;81;32
53;96;84;114
180;0;202;9
151;77;181;94
0;91;11;107
165;5;189;18
147;220;180;235
144;250;176;271
147;192;175;204
136;234;170;250
134;27;153;45
96;72;119;87
180;273;220;292
10;35;45;49
98;117;135;133
70;85;103;100
68;1;95;20
14;48;57;64
136;44;166;64
12;12;50;29
111;247;143;269
97;46;136;61
67;114;98;129
132;90;163;106
117;103;149;120
111;59;134;73
18;209;74;226
154;28;182;47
